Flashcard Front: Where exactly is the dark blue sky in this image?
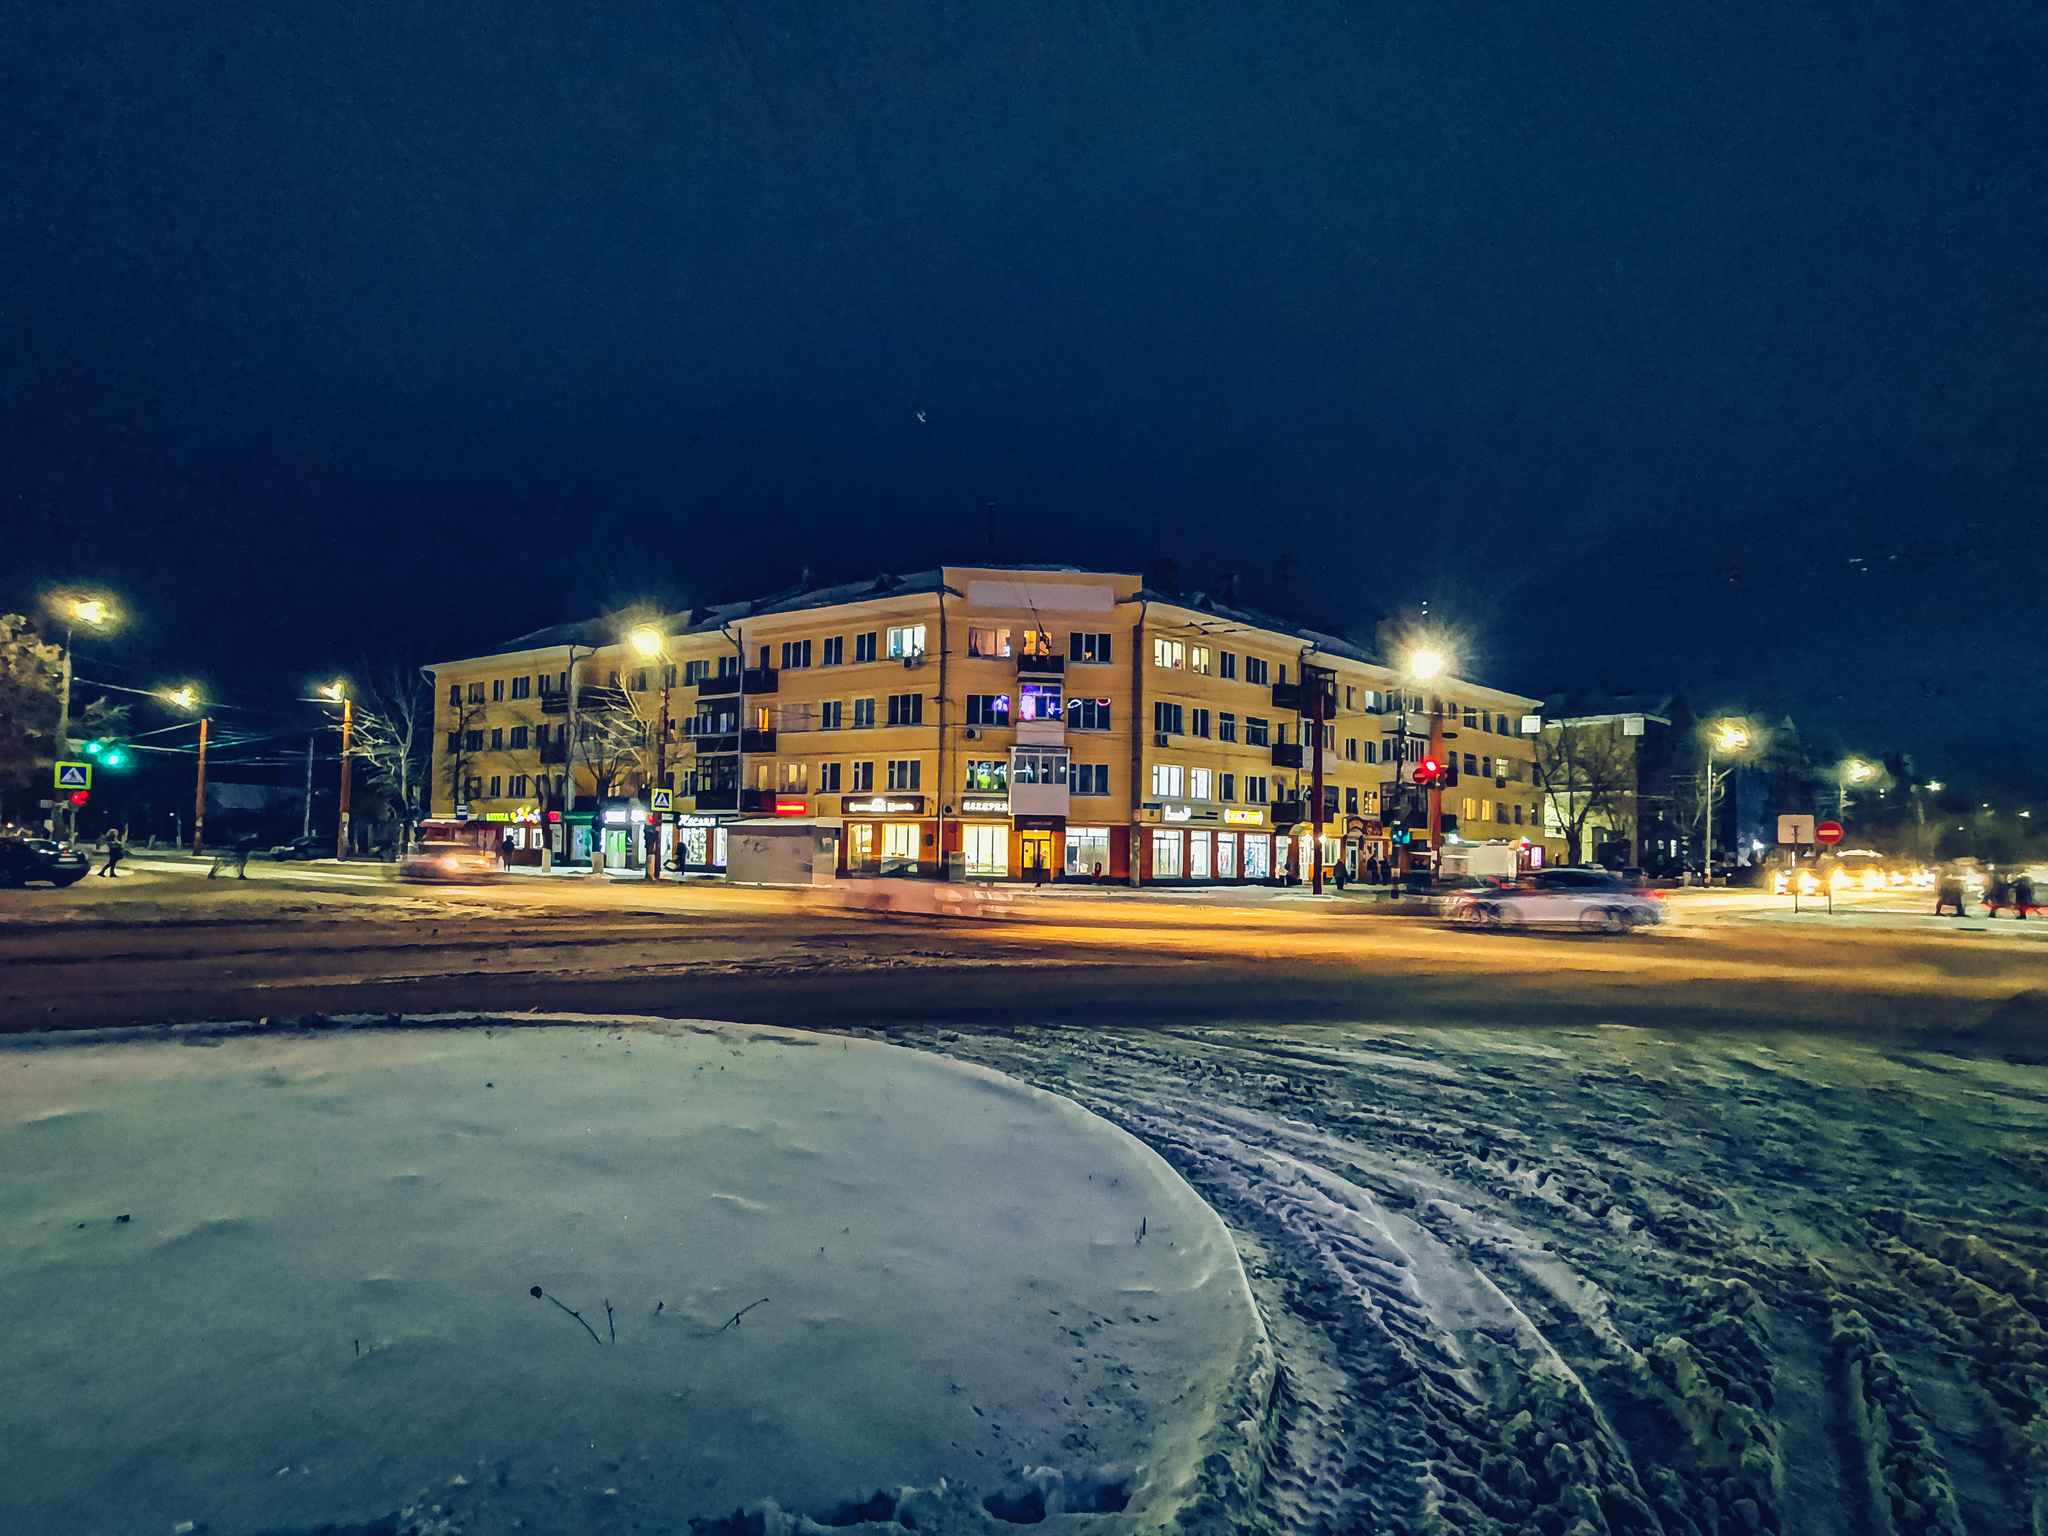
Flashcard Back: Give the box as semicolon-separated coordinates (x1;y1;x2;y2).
6;1;2043;775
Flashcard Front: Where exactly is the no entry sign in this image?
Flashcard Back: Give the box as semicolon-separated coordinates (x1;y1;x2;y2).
1814;820;1844;845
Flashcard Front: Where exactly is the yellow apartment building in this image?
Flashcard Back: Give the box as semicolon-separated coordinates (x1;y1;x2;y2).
423;566;1543;883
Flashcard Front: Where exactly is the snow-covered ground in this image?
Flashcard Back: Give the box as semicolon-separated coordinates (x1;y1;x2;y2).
882;1020;2048;1536
0;1020;1268;1535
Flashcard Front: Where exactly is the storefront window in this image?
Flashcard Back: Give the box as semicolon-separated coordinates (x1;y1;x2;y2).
1243;834;1271;879
881;823;918;872
1151;829;1183;879
1064;827;1111;877
846;824;874;869
963;825;1005;878
1216;833;1237;879
1189;832;1211;880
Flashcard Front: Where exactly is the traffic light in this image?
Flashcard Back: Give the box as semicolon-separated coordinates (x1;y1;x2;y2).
84;738;129;769
1413;757;1443;788
68;790;90;807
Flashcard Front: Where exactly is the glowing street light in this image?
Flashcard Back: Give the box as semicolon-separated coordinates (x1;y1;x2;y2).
629;626;664;658
625;627;671;882
1702;718;1753;886
1407;648;1446;682
71;598;111;627
315;682;353;859
163;685;199;711
319;681;346;701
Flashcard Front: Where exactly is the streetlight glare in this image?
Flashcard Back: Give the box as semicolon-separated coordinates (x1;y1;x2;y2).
629;627;663;658
1715;725;1749;753
164;685;199;710
72;599;111;626
320;681;346;701
1407;648;1446;681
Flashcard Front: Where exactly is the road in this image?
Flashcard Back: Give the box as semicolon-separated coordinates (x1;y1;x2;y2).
6;857;2047;1534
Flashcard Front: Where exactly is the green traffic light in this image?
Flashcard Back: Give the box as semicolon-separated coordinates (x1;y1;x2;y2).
84;740;103;756
104;750;126;768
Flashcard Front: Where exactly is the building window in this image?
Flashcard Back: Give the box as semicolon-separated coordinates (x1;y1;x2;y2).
1019;628;1057;658
1070;632;1113;664
887;759;921;791
1151;829;1183;878
488;775;502;798
448;684;461;706
1514;804;1524;825
447;731;460;753
491;679;504;702
509;726;528;750
1245;716;1270;747
510;676;530;700
1497;802;1511;823
966;694;1011;726
851;761;874;792
779;762;807;791
1013;752;1067;784
1190;833;1211;879
887;693;924;727
882;824;918;868
1019;684;1062;721
1345;786;1359;814
1481;756;1493;778
1189;767;1212;800
1244;656;1269;686
780;639;813;670
886;625;926;660
822;636;844;667
683;659;709;684
964;759;1008;792
1069;698;1112;731
1151;763;1184;797
488;727;504;750
820;701;844;730
1189;646;1211;675
1153;701;1184;735
1464;753;1478;776
718;654;741;678
968;627;1011;658
853;698;876;729
465;730;484;752
1191;708;1211;738
1064;827;1111;877
1362;741;1377;764
467;682;485;704
963;825;1006;878
509;775;529;798
855;632;877;663
1246;775;1268;803
1217;712;1237;743
1219;651;1237;680
1153;638;1185;670
1220;773;1236;802
1073;764;1110;795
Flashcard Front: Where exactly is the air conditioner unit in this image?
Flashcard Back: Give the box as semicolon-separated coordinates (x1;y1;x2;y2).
963;728;980;740
902;652;926;669
1154;733;1171;746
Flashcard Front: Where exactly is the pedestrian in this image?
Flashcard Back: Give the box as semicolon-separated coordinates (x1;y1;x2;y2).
1985;870;2014;917
208;833;259;880
1934;869;1967;918
1091;861;1104;885
1334;860;1348;891
2015;871;2036;920
98;829;125;878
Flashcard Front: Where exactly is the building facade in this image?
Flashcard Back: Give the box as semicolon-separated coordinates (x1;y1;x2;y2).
424;567;1543;883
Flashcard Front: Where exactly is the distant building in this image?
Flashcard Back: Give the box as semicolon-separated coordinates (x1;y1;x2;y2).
423;565;1541;883
1533;692;1696;872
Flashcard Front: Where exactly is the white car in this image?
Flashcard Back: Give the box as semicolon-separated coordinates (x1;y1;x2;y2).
1443;869;1667;933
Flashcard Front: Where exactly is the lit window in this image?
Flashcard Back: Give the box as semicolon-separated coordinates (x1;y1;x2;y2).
968;627;1011;658
1153;638;1185;670
886;625;926;660
1019;684;1063;721
964;760;1008;792
1151;763;1184;797
1189;768;1212;800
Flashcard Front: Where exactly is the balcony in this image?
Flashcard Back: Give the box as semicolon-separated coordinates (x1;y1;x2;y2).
1270;799;1306;826
740;788;779;814
537;740;567;765
579;686;630;712
539;691;569;715
1272;679;1335;714
691;733;739;755
740;729;777;753
742;667;778;694
1017;653;1064;677
1270;743;1303;768
1016;718;1066;746
693;787;739;810
696;674;742;697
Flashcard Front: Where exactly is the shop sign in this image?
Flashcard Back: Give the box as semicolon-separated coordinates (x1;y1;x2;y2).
602;810;630;824
842;795;925;815
960;796;1009;815
1162;804;1192;822
484;813;512;823
679;814;721;828
1223;808;1265;826
773;798;807;816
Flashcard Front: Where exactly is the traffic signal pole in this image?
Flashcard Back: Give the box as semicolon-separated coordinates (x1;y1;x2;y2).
191;718;209;856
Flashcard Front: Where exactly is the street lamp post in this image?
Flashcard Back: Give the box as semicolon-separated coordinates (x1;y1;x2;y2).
1702;722;1749;886
321;683;352;861
629;627;671;882
192;717;209;856
52;596;114;840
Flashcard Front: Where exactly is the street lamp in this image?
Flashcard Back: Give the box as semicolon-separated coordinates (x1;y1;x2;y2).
1384;647;1455;889
47;594;117;841
161;684;207;855
1838;758;1875;819
319;682;353;861
1702;720;1750;886
628;627;671;882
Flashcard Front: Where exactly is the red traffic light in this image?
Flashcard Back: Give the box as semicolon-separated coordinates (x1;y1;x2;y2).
68;790;90;806
1414;758;1443;787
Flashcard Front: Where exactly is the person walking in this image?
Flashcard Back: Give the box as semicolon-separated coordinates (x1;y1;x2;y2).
1934;868;1968;918
98;829;126;878
2015;870;2036;920
208;832;259;880
1985;870;2014;917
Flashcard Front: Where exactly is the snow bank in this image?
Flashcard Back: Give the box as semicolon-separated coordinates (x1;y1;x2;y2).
0;1018;1270;1534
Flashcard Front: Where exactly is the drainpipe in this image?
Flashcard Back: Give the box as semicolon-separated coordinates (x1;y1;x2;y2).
935;589;949;880
1128;596;1149;887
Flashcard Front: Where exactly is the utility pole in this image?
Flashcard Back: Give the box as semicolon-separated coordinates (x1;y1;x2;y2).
191;718;209;856
1304;659;1333;895
335;697;353;861
646;662;670;883
303;736;315;838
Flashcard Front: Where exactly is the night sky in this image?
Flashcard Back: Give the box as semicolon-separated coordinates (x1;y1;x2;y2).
6;2;2043;777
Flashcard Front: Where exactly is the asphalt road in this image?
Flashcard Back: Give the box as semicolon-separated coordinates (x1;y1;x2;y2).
5;854;2044;1048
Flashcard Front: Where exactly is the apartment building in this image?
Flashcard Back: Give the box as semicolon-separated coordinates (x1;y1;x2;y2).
423;566;1543;883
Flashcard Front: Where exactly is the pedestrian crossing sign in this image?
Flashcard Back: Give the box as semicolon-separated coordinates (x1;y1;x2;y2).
55;761;90;789
650;790;672;811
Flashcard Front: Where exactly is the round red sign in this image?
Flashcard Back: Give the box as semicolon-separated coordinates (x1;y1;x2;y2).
1815;820;1844;844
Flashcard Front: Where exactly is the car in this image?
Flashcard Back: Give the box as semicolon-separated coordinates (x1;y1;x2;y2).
0;838;92;888
1443;867;1666;933
396;843;503;882
268;835;327;861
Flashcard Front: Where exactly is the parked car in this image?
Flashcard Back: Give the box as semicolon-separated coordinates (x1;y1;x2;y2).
0;837;91;888
268;835;327;861
1443;867;1666;933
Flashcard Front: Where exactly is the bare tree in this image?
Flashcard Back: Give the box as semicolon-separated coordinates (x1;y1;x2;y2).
353;662;436;850
574;675;648;799
439;694;490;817
1537;721;1635;866
0;615;62;817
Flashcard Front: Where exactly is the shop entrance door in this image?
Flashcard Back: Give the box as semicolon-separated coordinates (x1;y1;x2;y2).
1020;831;1053;881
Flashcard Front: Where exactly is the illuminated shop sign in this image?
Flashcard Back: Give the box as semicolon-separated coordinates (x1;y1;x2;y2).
842;796;926;816
1162;804;1192;822
679;815;721;828
773;798;807;816
960;797;1010;815
1223;808;1266;826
